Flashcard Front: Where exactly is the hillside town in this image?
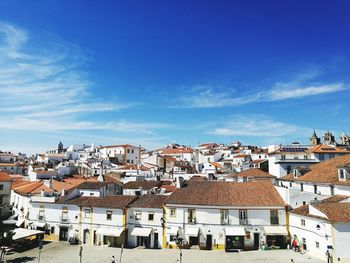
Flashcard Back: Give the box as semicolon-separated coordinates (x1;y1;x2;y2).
0;130;350;262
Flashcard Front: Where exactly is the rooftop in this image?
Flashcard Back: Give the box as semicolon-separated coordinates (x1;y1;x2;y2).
166;181;285;207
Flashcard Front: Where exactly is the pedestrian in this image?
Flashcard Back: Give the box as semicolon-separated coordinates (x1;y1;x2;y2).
111;255;115;263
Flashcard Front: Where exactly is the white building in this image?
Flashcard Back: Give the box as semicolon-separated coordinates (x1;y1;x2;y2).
127;194;168;248
165;180;288;251
98;144;140;164
0;172;12;217
276;155;350;208
289;195;350;262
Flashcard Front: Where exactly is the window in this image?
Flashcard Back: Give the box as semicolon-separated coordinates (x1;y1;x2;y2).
170;208;176;217
90;193;94;196
330;185;334;195
245;231;251;240
61;207;68;222
301;219;306;226
220;209;229;225
319;154;325;161
188;209;196;224
106;210;112;220
239;210;248;225
127;149;130;154
300;183;304;192
270;210;279;225
0;196;3;205
39;205;45;220
148;212;154;221
281;155;286;160
127;159;130;164
84;209;90;218
304;155;308;159
135;211;141;220
315;242;320;249
314;185;318;194
339;169;346;181
131;149;134;154
0;185;3;190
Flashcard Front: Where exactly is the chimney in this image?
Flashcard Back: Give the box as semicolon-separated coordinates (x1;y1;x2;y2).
176;176;184;189
61;189;66;196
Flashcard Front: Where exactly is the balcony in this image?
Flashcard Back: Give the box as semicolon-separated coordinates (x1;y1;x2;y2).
37;215;46;222
239;219;249;225
59;216;69;224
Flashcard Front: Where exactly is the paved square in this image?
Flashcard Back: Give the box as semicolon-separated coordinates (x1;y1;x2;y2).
4;242;323;263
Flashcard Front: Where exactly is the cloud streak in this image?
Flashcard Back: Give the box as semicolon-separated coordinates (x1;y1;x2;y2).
0;22;170;137
175;70;346;108
207;115;310;138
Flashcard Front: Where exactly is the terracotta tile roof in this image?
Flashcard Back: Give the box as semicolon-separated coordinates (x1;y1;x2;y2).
210;162;222;168
161;148;194;155
124;181;162;190
166;181;285;207
60;195;137;209
280;155;350;186
0;172;11;181
129;194;168;208
31;184;54;194
162;156;177;162
291;195;350;222
252;159;267;164
77;181;108;189
233;168;275;178
51;180;76;192
160;184;176;193
310;144;350;154
233;154;248;158
12;181;49;195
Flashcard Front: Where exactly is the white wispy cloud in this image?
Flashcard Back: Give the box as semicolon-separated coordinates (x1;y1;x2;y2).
175;69;346;108
0;22;169;138
207;115;310;138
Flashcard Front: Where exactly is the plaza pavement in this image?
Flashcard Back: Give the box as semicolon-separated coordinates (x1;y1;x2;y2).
4;242;323;263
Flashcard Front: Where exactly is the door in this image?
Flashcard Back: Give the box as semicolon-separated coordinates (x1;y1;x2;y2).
189;236;199;246
154;233;159;248
206;235;212;250
83;230;90;244
59;227;68;241
254;233;259;250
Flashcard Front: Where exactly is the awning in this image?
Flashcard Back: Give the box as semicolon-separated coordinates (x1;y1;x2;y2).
97;227;123;237
264;226;288;235
2;219;17;225
167;226;180;235
131;227;152;237
185;227;200;237
33;222;47;228
12;228;44;241
224;227;246;236
16;218;24;227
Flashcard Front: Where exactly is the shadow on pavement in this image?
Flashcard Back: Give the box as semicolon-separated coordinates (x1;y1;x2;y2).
6;256;36;262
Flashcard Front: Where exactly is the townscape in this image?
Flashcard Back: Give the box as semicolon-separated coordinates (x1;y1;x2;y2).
0;130;350;262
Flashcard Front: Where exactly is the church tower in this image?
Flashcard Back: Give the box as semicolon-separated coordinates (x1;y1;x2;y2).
339;131;350;146
58;141;64;153
309;130;321;145
323;131;335;145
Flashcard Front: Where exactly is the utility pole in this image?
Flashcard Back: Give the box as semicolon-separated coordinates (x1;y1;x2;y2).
119;244;124;263
79;246;83;263
38;237;43;263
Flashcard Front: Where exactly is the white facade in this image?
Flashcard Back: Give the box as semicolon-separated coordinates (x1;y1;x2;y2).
165;204;287;250
127;207;164;248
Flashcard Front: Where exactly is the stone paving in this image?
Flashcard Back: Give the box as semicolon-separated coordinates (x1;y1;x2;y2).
4;242;323;263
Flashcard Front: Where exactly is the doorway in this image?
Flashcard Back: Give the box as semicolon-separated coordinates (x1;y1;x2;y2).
83;229;90;244
206;234;212;250
154;233;159;248
59;227;68;241
254;233;259;250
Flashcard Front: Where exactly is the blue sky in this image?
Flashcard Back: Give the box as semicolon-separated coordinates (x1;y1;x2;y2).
0;0;350;154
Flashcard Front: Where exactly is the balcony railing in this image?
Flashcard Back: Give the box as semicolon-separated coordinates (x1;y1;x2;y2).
59;216;69;224
37;215;46;222
239;219;249;225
